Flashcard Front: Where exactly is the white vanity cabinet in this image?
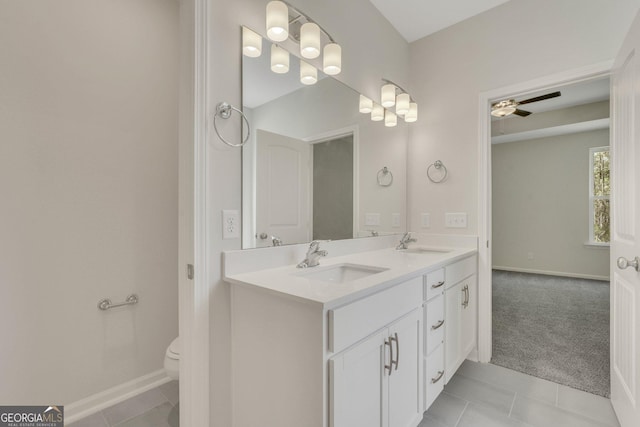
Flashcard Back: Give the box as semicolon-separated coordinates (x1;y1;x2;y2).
444;255;478;383
330;308;423;427
423;269;446;410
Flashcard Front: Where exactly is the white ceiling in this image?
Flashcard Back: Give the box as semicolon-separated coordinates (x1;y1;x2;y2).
369;0;512;42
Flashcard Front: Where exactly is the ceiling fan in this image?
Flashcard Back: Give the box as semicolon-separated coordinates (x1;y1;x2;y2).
491;91;561;118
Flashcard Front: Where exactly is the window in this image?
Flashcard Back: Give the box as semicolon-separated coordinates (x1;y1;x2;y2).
589;146;610;244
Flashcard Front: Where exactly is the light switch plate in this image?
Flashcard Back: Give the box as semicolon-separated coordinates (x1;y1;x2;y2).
391;213;401;227
421;213;430;228
365;213;381;226
222;209;240;239
445;212;467;228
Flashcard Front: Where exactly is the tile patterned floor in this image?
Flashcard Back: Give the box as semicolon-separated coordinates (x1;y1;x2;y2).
68;381;178;427
421;361;620;427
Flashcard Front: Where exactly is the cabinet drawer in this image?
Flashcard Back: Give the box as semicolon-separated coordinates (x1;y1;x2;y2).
424;344;445;410
329;277;422;354
425;269;445;300
445;255;477;289
424;294;444;356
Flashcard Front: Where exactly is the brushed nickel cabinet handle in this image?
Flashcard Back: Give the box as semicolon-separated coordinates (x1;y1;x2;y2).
390;333;399;371
385;338;394;376
431;319;445;330
431;281;445;289
431;370;445;384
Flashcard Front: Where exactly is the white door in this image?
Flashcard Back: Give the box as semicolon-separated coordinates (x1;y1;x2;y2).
610;12;640;427
388;309;423;427
256;129;311;247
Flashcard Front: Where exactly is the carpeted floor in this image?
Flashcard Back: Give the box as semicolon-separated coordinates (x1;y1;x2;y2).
491;270;610;397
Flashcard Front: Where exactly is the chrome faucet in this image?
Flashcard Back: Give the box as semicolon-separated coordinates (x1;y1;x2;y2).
297;241;328;268
396;232;417;250
271;236;282;246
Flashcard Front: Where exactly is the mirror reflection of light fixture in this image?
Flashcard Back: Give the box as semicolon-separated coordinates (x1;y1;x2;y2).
300;23;320;59
491;99;518;117
270;44;289;73
396;93;410;116
266;1;289;42
359;95;373;113
381;84;396;108
404;102;418;122
385;110;397;127
371;103;384;121
323;43;341;75
242;27;262;58
300;60;317;85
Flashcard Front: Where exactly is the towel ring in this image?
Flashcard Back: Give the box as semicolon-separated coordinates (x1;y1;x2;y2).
427;160;448;183
213;102;251;147
377;167;393;187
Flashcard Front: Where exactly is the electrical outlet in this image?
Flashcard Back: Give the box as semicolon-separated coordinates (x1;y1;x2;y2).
391;213;401;227
445;212;467;228
222;210;240;239
421;213;430;228
365;213;380;226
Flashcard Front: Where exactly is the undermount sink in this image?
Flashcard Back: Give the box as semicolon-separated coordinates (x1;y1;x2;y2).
400;247;452;254
295;263;389;284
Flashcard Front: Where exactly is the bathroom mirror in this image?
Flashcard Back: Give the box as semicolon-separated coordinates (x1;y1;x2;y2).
242;28;408;248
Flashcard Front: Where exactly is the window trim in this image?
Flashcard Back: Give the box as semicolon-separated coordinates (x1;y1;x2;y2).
588;146;610;245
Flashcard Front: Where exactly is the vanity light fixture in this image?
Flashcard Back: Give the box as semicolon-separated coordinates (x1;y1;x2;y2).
381;83;396;108
300;60;317;85
371;103;384;121
404;102;418;122
359;95;373;113
266;1;289;42
396;93;410;116
300;22;320;59
385;110;397;127
243;27;262;57
381;78;418;123
270;44;289;73
323;43;342;75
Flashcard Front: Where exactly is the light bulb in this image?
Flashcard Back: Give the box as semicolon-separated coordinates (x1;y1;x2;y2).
405;102;418;122
300;60;317;85
266;1;288;42
323;43;341;75
300;23;320;59
371;103;384;121
242;27;262;58
359;95;373;113
385;110;397;127
270;44;289;74
381;84;396;108
396;93;410;116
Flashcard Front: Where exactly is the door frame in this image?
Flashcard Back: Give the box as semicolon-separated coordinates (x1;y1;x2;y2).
476;61;613;363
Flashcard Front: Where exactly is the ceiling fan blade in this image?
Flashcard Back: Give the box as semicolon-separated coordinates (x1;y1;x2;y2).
513;109;532;117
518;91;561;105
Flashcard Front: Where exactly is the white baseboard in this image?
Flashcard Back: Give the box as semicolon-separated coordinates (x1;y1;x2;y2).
492;265;609;282
65;369;171;424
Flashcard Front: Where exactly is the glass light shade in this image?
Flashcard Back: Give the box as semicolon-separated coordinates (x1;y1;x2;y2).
396;93;410;116
266;1;289;42
359;95;373;113
300;60;317;85
385;110;397;127
300;23;321;59
323;43;341;75
270;44;289;74
381;84;396;108
404;102;418;122
371;103;384;121
242;27;262;58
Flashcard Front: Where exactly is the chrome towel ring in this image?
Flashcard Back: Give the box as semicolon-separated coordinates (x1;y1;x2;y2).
213;102;251;147
427;160;448;183
377;166;393;187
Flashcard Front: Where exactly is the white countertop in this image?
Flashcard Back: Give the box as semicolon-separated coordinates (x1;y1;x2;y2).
224;244;477;309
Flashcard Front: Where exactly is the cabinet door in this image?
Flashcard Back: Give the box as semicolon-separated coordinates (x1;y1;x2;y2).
388;309;423;427
330;331;388;427
460;275;477;360
444;281;462;383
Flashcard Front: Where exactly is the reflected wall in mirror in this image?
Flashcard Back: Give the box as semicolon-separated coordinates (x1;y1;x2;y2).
242;27;407;249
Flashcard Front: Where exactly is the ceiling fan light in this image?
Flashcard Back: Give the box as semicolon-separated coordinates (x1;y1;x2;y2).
300;23;321;59
266;1;289;42
242;27;262;58
271;44;289;74
359;95;373;113
405;102;418;122
396;93;410;116
371;103;384;121
385;110;397;127
491;99;517;117
300;60;317;85
381;84;396;108
323;43;341;75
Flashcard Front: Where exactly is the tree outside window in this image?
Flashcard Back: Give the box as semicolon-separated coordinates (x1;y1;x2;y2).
589;146;610;244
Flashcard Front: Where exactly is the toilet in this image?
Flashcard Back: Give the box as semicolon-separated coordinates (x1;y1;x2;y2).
164;337;179;380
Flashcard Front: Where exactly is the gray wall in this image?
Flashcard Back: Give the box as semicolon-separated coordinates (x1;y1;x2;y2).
492;129;610;279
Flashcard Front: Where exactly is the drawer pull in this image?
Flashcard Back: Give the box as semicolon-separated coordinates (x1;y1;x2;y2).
385;338;394;376
390;333;399;371
431;370;445;384
431;319;445;330
431;281;445;289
